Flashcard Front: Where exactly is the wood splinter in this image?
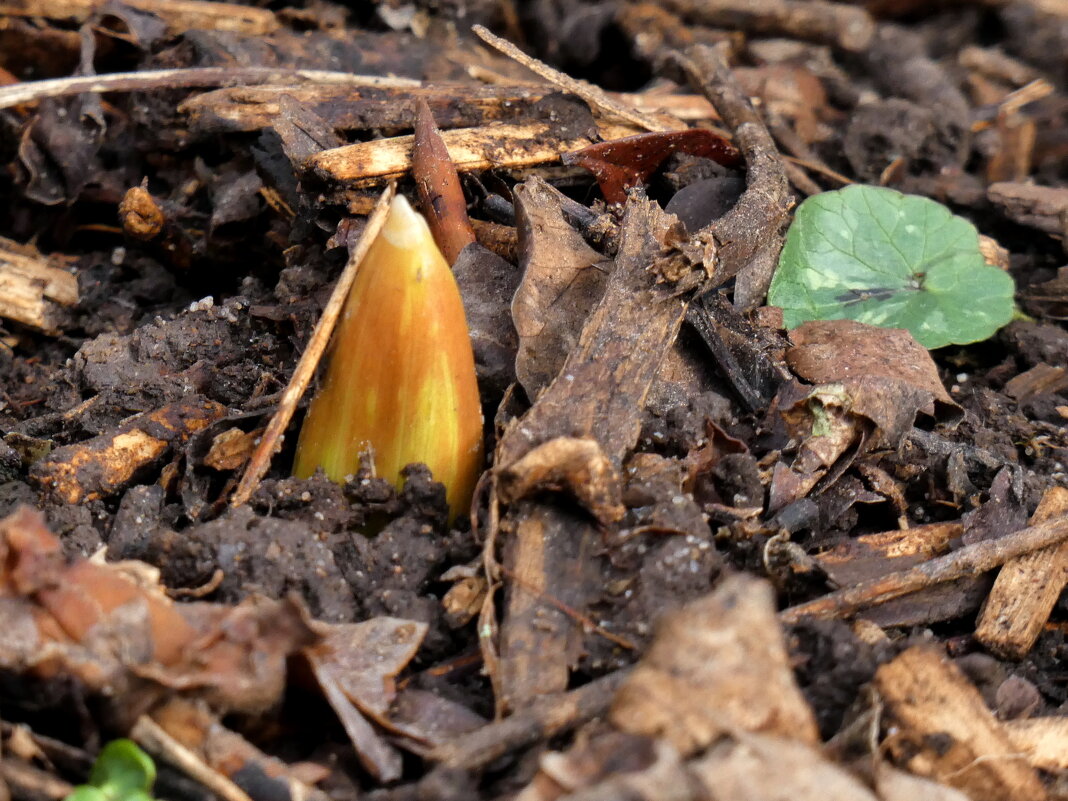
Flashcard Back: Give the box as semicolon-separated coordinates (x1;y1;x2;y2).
975;486;1068;659
0;237;79;334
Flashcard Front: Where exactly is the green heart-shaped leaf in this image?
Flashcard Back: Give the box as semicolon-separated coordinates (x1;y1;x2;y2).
768;185;1015;349
87;740;156;801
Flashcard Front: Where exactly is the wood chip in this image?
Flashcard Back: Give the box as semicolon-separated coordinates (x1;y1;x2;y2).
874;646;1046;801
0;0;280;35
0;237;78;333
975;486;1068;659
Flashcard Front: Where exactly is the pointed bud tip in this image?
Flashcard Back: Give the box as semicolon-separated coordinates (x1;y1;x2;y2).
382;194;435;252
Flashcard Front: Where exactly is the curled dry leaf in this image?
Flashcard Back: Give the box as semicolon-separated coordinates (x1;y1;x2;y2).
563;129;742;205
0;507;322;717
785;319;962;440
610;574;819;755
512;177;610;398
496;436;626;525
304;617;427;782
769;320;963;511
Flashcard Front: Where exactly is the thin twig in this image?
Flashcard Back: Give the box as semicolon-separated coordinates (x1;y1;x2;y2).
431;668;631;769
132;717;253;801
0;67;419;110
499;563;637;651
780;513;1068;623
231;182;397;506
472;24;678;133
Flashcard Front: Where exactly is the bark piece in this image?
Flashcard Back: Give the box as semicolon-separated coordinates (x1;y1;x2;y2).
310;120;646;185
495;196;697;711
498;503;601;711
0;237;78;333
660;0;874;52
182;83;552;134
874;647;1046;801
988;182;1068;243
611;574;819;755
781;512;1068;622
30;397;226;504
0;0;280;35
1004;363;1068;402
815;522;962;587
975;486;1068;659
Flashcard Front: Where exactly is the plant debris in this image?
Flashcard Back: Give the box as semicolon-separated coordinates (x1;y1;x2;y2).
0;1;1066;799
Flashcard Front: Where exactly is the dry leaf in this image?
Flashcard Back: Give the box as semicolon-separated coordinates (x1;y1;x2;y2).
611;574;819;755
512;177;609;398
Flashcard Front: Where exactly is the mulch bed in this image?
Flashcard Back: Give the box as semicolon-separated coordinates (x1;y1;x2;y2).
0;1;1067;800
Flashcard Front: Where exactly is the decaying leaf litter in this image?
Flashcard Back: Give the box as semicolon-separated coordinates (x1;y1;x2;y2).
0;0;1066;799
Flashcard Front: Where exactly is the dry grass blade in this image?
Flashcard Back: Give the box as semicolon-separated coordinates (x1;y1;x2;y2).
131;717;254;801
230;182;397;507
0;67;420;111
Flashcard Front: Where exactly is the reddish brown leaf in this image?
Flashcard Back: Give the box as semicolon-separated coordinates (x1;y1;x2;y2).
564;129;742;204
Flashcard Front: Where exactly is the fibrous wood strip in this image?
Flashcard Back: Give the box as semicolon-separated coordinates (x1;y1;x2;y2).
309;121;645;185
0;0;278;34
975;486;1068;659
182;84;555;134
875;647;1046;801
496;197;695;711
0;237;78;333
1004;717;1068;772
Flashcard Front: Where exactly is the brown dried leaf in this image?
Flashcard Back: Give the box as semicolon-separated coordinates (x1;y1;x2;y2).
611;574;819;755
311;617;428;719
497;437;625;525
0;507;321;716
304;618;427;782
512;177;609;398
786;320;961;444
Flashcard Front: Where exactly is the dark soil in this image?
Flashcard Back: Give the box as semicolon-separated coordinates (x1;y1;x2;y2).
0;0;1066;799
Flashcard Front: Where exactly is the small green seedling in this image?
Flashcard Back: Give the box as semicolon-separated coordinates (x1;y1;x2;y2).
64;740;156;801
768;185;1016;349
